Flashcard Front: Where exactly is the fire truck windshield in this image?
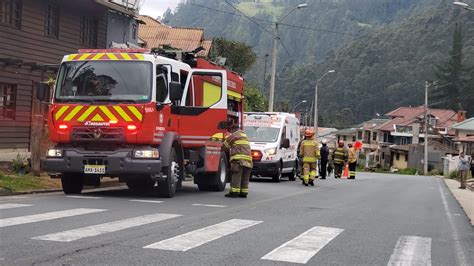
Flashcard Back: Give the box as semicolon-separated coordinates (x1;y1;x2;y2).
54;61;152;103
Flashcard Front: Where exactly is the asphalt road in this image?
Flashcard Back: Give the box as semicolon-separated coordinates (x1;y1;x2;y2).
1;172;473;265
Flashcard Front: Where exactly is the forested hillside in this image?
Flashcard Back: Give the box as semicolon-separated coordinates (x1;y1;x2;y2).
163;0;474;127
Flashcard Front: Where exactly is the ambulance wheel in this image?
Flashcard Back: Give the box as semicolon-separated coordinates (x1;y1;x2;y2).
272;163;282;182
61;173;84;194
288;161;298;181
157;149;179;198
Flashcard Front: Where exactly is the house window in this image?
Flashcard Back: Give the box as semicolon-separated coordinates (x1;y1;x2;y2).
0;0;21;28
396;153;400;160
372;132;377;141
0;83;16;120
405;154;408;162
80;16;98;47
45;0;59;38
428;116;437;127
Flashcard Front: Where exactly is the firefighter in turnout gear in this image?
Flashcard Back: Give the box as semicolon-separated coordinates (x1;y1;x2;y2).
332;141;347;178
223;123;253;198
348;143;357;179
299;129;320;186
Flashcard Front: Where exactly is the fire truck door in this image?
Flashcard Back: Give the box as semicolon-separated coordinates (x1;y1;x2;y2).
174;70;228;145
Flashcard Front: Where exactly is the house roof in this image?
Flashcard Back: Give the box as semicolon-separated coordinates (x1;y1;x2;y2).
138;15;163;27
451;117;474;131
391;145;410;152
335;128;358;135
138;24;212;57
362;118;389;130
375;106;458;132
454;136;474;143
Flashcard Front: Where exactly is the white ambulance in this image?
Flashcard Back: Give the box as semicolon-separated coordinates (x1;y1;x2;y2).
244;112;300;182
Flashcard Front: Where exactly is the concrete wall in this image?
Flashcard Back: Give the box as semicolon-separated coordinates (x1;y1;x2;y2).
392;152;408;169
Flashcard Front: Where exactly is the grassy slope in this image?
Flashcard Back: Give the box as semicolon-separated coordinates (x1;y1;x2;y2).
0;172;61;193
237;1;284;17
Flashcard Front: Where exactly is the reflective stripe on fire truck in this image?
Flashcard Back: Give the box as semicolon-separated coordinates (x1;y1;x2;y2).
54;105;143;122
65;53;145;61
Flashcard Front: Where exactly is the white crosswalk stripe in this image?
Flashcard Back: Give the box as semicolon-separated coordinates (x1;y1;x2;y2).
0;203;32;210
144;219;263;251
0;208;106;228
261;226;344;264
387;235;432;266
129;200;164;204
65;195;103;199
32;213;182;242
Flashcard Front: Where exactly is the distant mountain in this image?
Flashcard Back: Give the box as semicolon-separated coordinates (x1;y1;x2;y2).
164;0;474;126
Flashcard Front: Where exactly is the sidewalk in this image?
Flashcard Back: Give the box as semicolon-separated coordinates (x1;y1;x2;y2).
444;178;474;226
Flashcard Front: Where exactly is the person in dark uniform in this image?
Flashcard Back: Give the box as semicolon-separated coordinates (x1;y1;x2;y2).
319;139;329;179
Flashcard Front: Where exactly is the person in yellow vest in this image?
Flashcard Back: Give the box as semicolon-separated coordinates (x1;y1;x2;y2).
332;141;347;178
348;143;357;179
299;129;320;186
223;123;253;198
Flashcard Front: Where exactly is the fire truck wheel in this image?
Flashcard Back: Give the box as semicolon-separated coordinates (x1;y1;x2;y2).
197;152;228;192
210;152;228;191
157;148;179;198
61;173;84;194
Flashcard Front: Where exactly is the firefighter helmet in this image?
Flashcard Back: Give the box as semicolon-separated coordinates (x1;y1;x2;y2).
304;129;315;137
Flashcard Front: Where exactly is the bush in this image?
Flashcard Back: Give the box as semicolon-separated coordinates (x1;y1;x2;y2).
449;170;459;180
398;168;417;175
428;169;441;176
11;153;29;175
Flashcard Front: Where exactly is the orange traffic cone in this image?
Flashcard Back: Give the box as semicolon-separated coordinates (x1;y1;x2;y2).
342;164;349;179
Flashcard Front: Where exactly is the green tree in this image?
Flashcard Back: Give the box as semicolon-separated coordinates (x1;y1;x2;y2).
433;23;470;110
208;37;257;74
244;83;267;112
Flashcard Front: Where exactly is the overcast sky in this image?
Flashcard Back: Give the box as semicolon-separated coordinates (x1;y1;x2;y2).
140;0;181;19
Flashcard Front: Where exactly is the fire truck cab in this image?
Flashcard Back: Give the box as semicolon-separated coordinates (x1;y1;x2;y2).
40;48;244;198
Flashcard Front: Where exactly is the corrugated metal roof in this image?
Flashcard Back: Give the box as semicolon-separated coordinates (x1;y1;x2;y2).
451;117;474;131
138;15;163;27
138;25;212;56
376;106;458;132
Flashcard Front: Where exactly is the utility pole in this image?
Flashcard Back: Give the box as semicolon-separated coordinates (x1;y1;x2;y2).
268;23;278;112
424;81;429;175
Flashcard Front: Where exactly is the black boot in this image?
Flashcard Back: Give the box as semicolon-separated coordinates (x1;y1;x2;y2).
309;180;314;186
225;193;239;198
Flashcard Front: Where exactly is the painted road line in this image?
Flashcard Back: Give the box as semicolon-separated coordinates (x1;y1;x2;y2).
261;226;344;264
0;204;33;210
0;208;106;228
144;219;262;251
387;236;431;266
32;213;181;242
65;195;103;199
192;204;227;208
129;200;164;204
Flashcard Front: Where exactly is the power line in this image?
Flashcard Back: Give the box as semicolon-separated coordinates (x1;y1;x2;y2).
188;2;360;37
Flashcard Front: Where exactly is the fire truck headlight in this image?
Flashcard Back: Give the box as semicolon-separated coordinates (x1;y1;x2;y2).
265;148;277;156
133;150;160;159
47;149;63;157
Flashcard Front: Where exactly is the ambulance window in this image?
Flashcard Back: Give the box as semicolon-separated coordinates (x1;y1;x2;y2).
156;74;167;102
281;126;287;140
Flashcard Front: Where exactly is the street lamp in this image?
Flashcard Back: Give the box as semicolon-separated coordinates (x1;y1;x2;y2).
453;1;474;10
268;3;308;112
314;70;335;137
291;100;307;112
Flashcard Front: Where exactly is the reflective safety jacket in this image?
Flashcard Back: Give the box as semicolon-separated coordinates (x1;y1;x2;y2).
223;130;253;169
299;139;320;163
348;147;357;163
332;147;347;165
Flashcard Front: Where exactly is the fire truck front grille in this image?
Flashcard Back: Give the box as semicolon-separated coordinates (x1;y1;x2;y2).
71;127;125;142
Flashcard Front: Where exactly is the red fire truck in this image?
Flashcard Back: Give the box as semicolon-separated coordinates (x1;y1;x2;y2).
40;48;245;198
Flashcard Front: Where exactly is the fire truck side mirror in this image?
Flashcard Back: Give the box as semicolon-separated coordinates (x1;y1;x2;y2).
169;81;183;102
36;83;48;102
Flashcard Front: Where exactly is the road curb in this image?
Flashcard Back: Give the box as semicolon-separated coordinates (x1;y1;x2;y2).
0;180;122;197
443;178;474;226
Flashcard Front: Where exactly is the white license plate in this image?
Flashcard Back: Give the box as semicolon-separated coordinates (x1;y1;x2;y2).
84;165;106;174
